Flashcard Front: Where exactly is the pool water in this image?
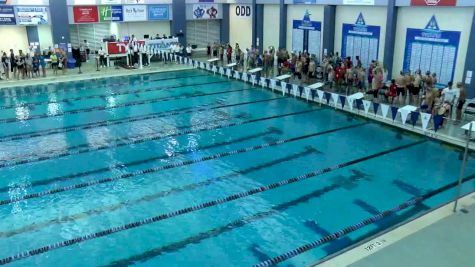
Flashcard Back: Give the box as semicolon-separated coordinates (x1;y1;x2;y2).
0;69;474;266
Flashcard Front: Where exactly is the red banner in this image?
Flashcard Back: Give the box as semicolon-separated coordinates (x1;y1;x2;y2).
107;41;145;55
73;6;99;23
411;0;457;6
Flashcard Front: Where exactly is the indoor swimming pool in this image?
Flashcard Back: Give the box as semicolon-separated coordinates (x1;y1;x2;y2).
0;69;474;266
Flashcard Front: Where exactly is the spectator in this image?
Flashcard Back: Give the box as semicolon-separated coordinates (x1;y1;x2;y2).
455;82;466;123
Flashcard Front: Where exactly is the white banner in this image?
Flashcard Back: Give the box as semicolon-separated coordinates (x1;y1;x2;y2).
343;0;375;5
347;97;355;110
219;67;224;75
292;84;299;97
125;0;145;4
100;0;121;4
16;7;48;25
123;5;147;22
317;90;324;103
234;70;240;79
270;79;276;91
234;5;252;19
226;68;231;78
363;100;371;114
400;109;411;125
281;82;287;96
192;4;219;19
212;65;217;74
380;104;389;119
304;87;310;101
331;93;339;107
242;72;248;82
251;74;256;86
421;113;431;131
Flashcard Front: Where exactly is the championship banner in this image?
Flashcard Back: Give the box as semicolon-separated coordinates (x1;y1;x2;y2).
16;6;48;25
73;6;98;23
192;4;218;19
0;5;15;25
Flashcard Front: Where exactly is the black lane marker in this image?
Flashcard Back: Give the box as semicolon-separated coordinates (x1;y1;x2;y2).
105;169;366;266
0;146;318;239
0;125;282;194
0;80;233;124
0;74;211;110
0;122;365;205
0;97;285;143
0;71;203;100
252;172;475;267
0;109;317;169
0;139;425;265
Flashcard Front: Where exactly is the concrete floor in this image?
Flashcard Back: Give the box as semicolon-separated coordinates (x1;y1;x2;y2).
349;203;475;267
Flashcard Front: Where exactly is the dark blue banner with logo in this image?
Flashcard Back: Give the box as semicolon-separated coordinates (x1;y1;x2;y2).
341;13;380;68
148;5;169;20
403;15;460;86
0;5;15;25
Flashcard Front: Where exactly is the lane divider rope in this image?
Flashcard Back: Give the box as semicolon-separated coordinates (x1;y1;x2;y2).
252;171;475;267
0;82;245;124
0;109;315;169
0;139;425;265
0;122;365;205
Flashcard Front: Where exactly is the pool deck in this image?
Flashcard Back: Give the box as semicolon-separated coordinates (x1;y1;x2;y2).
316;192;475;267
0;60;193;89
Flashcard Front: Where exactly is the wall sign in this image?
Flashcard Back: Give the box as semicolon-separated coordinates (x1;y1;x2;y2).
100;0;121;4
124;0;144;4
341;13;380;67
73;0;96;4
123;5;147;21
234;5;251;19
99;5;122;22
292;10;321;59
73;6;98;23
192;4;218;19
403;16;460;85
16;6;48;25
148;5;168;20
411;0;457;6
293;0;316;3
343;0;375;5
0;5;15;25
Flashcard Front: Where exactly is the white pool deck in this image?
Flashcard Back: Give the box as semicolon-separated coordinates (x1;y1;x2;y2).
2;57;475;266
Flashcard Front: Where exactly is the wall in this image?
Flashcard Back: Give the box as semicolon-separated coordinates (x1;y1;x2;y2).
0;26;28;53
393;7;474;83
334;5;387;63
38;25;54;50
263;4;279;50
119;21;171;38
229;4;253;49
286;4;324;51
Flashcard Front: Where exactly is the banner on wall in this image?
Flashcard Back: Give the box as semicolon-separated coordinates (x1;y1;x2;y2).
73;6;98;23
192;4;218;19
293;0;317;3
411;0;457;6
0;5;15;25
234;5;251;19
124;0;144;4
343;0;375;5
99;5;122;22
292;10;321;59
403;15;460;86
341;13;380;67
123;5;147;21
100;0;121;4
73;0;95;4
16;6;48;25
148;5;168;20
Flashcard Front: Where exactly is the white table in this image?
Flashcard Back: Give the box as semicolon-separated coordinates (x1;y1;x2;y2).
398;105;418;113
275;74;291;81
461;121;475;131
207;58;219;64
308;82;324;89
248;67;263;74
348;92;364;100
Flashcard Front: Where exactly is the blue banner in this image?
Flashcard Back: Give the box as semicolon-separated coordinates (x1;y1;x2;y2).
148;5;169;20
391;106;399;121
373;102;379;115
403;16;460;86
0;5;15;25
341;13;380;68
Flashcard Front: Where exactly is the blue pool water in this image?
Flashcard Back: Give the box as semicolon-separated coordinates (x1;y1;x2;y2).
0;69;474;266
